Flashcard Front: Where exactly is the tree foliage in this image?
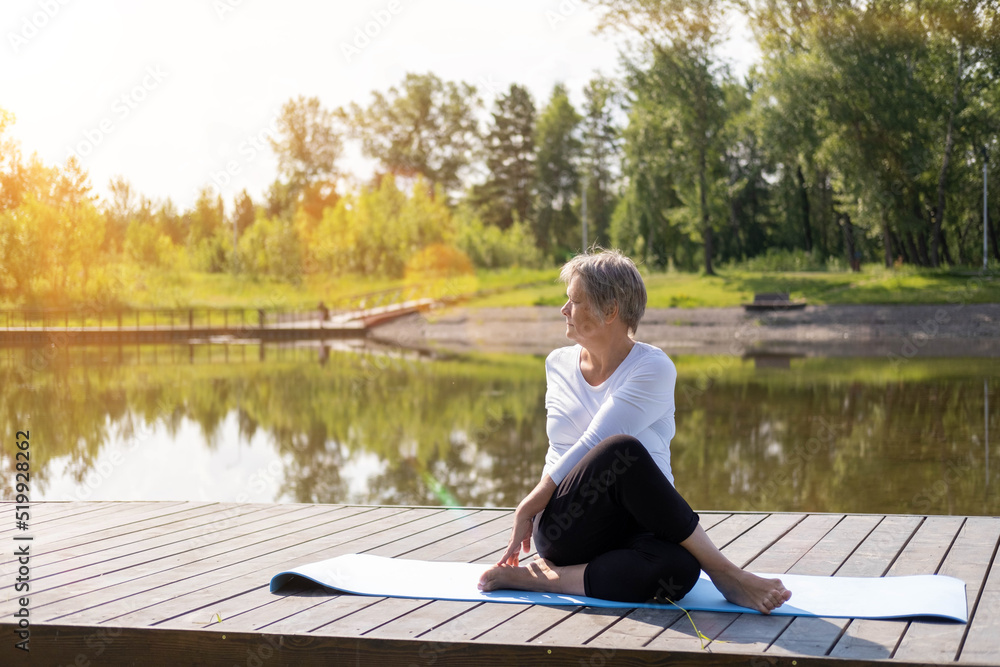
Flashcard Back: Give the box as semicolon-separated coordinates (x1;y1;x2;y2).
350;72;481;194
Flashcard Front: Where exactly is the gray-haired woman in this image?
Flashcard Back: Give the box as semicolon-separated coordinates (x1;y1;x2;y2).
478;249;791;613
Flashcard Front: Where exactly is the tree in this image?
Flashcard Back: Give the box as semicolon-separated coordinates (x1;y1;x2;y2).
187;186;227;272
535;83;582;256
580;75;621;247
593;0;732;274
472;83;537;230
611;85;688;268
350;72;481;195
104;176;136;254
268;96;343;219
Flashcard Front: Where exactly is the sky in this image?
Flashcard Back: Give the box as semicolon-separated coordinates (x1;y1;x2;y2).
2;0;757;212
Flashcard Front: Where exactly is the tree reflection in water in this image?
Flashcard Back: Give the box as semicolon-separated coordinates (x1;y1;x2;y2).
1;344;996;516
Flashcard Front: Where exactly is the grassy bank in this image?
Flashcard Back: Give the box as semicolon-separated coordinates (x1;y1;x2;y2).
466;265;1000;309
4;265;995;311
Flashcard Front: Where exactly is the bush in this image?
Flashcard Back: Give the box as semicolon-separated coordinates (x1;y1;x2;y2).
454;208;544;269
724;248;844;272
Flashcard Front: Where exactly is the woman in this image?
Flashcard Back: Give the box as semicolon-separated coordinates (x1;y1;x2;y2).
478;250;791;613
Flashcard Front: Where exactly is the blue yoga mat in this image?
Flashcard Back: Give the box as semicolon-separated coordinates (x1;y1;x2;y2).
270;553;968;623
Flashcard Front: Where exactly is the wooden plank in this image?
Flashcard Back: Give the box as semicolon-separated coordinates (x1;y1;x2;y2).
310;597;434;636
182;582;336;630
364;600;484;640
713;513;806;568
767;514;920;658
959;531;1000;663
587;607;685;649
0;501;179;542
705;513;845;655
893;516;1000;662
7;502;241;570
361;510;494;558
701;513;769;550
261;595;386;635
89;507;450;626
0;500;111;533
394;511;512;561
472;604;581;643
418;603;532;643
156;509;501;631
149;509;489;632
11;503;323;600
20;505;379;621
2;623;792;667
532;606;633;645
829;515;965;661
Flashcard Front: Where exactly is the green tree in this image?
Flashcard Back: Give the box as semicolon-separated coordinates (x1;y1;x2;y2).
580;75;621;247
187;187;228;272
611;78;687;268
350;72;481;195
268;95;343;217
594;0;732;274
535;83;582;256
472;83;537;230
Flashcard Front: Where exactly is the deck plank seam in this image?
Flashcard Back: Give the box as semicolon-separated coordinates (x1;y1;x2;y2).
31;504;361;593
822;515;924;658
306;596;387;633
525;606;586;644
106;507;461;628
38;506;407;622
144;583;271;627
737;513;809;569
359;599;437;636
13;503;274;570
711;513;769;550
954;518;1000;662
252;594;345;632
188;580;316;629
413;601;489;639
356;509;480;555
888;515;967;662
816;514;897;658
760;513;854;656
392;512;511;559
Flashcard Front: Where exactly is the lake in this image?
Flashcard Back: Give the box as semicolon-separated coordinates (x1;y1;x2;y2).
3;342;997;516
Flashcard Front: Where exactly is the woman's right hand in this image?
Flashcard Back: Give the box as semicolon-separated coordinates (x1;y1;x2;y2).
497;509;535;567
497;475;556;567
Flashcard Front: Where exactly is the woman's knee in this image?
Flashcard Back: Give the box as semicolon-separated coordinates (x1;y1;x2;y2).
649;550;701;603
586;434;653;472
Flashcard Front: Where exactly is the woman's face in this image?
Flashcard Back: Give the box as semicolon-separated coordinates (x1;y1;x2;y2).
561;274;606;343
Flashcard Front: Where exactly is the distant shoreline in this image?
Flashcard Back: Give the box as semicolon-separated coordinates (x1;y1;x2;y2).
371;303;1000;358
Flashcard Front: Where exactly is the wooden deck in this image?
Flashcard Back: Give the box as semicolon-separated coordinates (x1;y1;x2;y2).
1;502;997;666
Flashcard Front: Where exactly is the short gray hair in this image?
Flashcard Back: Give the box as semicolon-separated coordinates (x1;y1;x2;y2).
559;249;646;335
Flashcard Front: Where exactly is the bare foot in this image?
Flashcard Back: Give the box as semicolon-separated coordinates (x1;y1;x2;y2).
708;567;791;614
478;558;568;594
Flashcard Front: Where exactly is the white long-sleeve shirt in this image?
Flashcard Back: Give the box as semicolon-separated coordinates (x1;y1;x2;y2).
542;341;677;485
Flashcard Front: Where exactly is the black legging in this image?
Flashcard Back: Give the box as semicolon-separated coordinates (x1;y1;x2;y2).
533;434;702;603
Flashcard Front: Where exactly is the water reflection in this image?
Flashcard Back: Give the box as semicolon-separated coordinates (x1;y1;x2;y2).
2;344;997;516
